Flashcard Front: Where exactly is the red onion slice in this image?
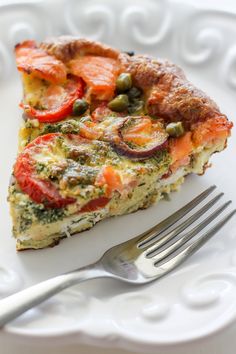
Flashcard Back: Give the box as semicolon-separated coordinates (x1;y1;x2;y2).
109;116;168;160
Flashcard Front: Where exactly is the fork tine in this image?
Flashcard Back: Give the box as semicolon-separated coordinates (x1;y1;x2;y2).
147;200;231;262
137;185;216;248
154;210;236;273
143;192;223;252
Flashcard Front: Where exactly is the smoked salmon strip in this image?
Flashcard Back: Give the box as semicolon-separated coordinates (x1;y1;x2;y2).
15;40;67;84
169;132;193;163
192;117;233;147
69;55;120;100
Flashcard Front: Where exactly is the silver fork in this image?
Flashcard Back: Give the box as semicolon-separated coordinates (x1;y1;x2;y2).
0;185;235;327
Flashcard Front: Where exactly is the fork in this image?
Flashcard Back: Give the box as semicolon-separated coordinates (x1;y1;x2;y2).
0;185;235;327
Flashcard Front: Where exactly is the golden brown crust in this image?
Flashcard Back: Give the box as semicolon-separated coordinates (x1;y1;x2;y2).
119;53;186;88
119;53;222;128
39;36;226;129
40;36;120;62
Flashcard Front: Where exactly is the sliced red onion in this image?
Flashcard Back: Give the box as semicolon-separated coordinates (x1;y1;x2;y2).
109;117;168;160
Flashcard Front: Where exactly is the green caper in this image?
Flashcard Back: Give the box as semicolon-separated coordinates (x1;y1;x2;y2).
127;87;142;100
108;94;129;112
128;99;144;115
166;122;185;137
72;99;89;116
116;73;132;93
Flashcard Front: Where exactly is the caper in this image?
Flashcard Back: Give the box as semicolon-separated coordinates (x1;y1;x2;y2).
128;99;144;115
72;99;89;116
166;122;185;137
108;94;129;112
127;87;142;100
116;73;132;93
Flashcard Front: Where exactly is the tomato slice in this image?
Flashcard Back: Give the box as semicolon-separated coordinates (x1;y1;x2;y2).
15;40;67;84
14;133;76;208
69;56;120;100
22;77;84;123
79;197;110;212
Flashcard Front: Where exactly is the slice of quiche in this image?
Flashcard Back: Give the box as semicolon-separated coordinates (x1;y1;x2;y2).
8;36;233;250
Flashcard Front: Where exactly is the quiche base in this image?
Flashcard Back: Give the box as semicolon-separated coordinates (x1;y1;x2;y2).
11;141;225;250
14;177;180;251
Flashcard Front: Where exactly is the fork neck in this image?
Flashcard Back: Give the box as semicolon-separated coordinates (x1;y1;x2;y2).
65;261;110;286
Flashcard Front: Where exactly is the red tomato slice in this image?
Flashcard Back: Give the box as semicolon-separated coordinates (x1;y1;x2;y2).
15;40;67;84
14;133;76;208
21;77;84;123
79;197;110;212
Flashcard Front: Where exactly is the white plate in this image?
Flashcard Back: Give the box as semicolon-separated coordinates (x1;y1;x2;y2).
1;0;236;352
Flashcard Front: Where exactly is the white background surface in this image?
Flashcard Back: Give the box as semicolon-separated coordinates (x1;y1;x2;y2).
1;0;236;353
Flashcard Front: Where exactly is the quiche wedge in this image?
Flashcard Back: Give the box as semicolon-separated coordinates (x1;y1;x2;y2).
8;36;233;250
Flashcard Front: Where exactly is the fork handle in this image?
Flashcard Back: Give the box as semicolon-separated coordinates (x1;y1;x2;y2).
0;263;107;327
